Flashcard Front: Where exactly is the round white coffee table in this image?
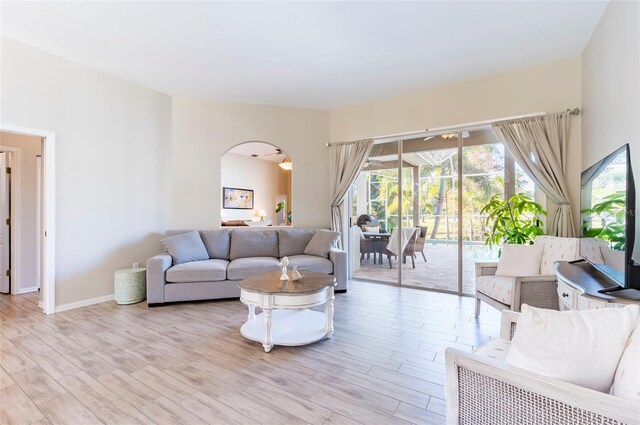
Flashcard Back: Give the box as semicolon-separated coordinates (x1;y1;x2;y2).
238;270;336;352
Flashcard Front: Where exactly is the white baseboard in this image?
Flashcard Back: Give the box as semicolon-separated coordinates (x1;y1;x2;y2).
55;294;114;313
17;286;39;295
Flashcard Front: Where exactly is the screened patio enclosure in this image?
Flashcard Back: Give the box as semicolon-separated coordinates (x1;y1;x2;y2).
349;128;536;294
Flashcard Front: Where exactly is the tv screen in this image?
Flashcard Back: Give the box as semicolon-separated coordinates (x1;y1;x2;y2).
580;144;633;287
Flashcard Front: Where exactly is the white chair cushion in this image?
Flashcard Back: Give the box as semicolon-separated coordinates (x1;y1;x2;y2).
506;304;640;392
610;320;640;402
495;244;543;276
536;236;580;275
476;275;516;305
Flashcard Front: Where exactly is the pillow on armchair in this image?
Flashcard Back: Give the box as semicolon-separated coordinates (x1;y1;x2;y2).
495;244;543;276
506;304;640;392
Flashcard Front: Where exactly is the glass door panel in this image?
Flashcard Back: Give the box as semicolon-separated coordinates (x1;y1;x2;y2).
400;137;459;291
461;130;504;294
349;141;399;285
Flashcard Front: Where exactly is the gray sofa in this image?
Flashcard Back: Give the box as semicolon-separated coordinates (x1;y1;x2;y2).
146;228;347;305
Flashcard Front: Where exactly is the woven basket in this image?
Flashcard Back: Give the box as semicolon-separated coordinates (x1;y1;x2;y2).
114;268;146;305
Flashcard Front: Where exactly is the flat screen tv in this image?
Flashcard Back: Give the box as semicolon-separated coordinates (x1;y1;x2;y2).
580;143;639;290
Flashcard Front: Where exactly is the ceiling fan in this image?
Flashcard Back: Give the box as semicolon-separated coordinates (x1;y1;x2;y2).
251;148;285;158
363;158;384;168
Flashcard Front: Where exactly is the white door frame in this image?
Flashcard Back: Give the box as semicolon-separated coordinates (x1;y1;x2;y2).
0;147;20;295
0;124;55;314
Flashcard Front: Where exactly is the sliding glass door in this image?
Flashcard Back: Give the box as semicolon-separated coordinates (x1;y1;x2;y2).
400;138;460;291
348;129;535;294
349;141;399;285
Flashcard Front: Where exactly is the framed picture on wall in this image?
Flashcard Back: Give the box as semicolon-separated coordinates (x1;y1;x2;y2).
223;187;254;209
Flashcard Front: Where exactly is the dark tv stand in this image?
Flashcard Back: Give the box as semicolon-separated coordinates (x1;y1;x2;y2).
555;261;640;306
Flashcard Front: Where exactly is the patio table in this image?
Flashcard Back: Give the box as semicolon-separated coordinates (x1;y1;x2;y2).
362;232;390;264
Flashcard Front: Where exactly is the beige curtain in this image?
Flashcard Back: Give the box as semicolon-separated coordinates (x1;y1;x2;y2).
492;112;575;237
329;139;374;247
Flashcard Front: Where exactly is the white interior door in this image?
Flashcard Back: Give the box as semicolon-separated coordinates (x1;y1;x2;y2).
0;152;10;293
36;155;42;290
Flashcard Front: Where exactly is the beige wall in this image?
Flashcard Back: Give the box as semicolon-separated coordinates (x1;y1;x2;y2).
220;153;288;223
0;132;42;293
582;1;640;261
171;96;330;229
1;38;173;306
330;57;583;230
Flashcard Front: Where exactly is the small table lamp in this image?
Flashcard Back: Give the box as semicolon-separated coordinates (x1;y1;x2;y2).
257;209;267;221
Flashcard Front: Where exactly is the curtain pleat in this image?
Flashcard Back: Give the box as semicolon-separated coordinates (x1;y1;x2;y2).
329;139;374;248
492;112;576;237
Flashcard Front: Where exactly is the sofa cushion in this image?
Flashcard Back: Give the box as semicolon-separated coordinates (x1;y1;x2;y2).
476;275;515;305
611;320;640;402
304;230;340;258
278;229;316;257
161;230;209;265
200;229;231;260
227;257;281;281
230;230;279;260
495;244;542;276
166;259;229;283
536;236;580;275
286;255;333;274
507;304;640;393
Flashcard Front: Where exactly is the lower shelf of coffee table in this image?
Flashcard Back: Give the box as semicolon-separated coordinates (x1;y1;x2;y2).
240;309;329;347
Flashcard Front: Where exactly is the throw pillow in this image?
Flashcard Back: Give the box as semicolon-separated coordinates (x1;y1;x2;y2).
506;304;640;392
610;319;640;402
304;230;341;258
362;225;380;234
495;243;542;276
161;230;209;265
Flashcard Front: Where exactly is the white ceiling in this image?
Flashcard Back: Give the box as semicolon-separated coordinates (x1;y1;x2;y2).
0;1;608;109
227;142;286;163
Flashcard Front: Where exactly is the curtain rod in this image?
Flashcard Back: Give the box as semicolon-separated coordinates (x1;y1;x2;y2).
325;107;580;146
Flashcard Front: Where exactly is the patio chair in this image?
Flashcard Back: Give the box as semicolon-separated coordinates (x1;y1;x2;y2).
413;226;428;262
354;227;381;263
386;227;419;269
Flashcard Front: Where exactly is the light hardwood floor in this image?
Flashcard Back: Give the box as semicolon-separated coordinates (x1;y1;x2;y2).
0;282;500;425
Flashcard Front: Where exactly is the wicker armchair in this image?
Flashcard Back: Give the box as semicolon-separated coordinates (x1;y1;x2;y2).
413;226;428;262
474;236;580;316
445;311;640;425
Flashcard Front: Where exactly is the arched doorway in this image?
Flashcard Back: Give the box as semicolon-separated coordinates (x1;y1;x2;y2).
221;141;292;226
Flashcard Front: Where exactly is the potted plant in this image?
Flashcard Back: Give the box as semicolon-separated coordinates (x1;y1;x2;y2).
481;193;546;255
275;200;292;224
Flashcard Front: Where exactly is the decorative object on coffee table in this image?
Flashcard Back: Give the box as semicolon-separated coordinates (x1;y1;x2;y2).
114;267;146;305
278;256;289;280
239;270;336;352
292;266;303;281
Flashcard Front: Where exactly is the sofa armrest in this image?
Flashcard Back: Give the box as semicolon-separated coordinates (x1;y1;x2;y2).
146;253;172;304
512;275;559;311
445;348;640;425
475;261;498;278
329;248;348;291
